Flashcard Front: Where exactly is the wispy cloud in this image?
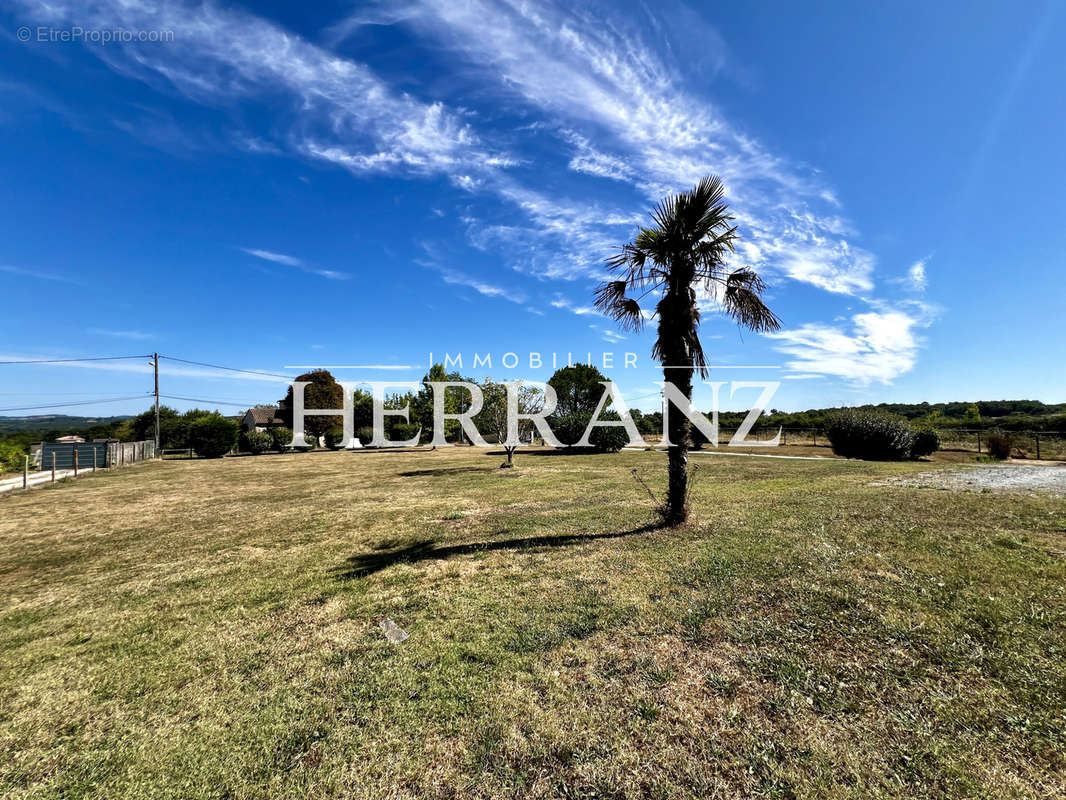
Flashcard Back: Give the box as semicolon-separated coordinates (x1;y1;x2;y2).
906;258;928;292
550;296;599;316
589;323;626;344
0;354;288;383
12;0;506;181
1;264;80;284
240;248;348;280
414;246;527;303
436;266;526;303
392;0;875;296
87;328;154;341
562;130;633;182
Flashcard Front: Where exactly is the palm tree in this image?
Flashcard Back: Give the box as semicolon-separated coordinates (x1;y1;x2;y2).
595;176;781;525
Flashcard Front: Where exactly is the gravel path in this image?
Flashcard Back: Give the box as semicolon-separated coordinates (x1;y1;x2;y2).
874;464;1066;496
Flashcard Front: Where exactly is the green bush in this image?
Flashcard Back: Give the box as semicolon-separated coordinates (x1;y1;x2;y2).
551;412;592;447
549;412;628;452
389;423;421;444
589;412;630;453
240;429;273;455
0;441;26;474
826;410;914;461
270;427;293;452
324;428;345;450
188;413;238;459
356;426;374;446
986;432;1014;460
910;427;941;459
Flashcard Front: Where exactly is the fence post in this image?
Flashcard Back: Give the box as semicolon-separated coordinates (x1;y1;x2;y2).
74;448;78;477
23;455;28;490
976;431;981;454
1036;433;1041;460
813;430;817;446
51;452;56;483
783;429;787;446
93;447;97;471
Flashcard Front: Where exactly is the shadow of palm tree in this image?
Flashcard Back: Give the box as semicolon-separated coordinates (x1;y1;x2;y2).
334;522;662;579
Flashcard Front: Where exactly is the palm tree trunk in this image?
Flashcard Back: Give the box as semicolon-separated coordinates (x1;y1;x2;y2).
664;364;692;525
661;288;694;525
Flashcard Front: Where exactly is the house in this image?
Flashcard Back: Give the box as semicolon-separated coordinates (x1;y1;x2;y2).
241;406;284;433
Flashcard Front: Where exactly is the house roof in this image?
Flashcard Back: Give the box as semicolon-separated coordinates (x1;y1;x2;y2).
246;406;282;425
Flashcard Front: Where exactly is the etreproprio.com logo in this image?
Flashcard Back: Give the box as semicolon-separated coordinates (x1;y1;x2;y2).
17;26;175;44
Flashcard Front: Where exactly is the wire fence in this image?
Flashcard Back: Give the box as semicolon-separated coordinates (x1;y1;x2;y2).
729;427;1066;460
933;429;1066;461
1;440;157;494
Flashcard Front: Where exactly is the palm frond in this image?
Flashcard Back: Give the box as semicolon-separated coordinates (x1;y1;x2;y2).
721;269;782;333
593;280;645;332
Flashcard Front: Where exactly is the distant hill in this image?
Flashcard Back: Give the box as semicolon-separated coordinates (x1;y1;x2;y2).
0;414;132;436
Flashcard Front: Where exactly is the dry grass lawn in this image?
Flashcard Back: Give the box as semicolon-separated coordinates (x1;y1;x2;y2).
1;448;1064;799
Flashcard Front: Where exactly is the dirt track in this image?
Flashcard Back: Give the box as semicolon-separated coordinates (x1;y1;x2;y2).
874;463;1066;497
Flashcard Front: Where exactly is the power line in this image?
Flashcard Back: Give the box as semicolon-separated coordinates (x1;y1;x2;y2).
0;355;151;365
0;395;152;413
159;394;259;408
0;391;152;396
158;355;294;381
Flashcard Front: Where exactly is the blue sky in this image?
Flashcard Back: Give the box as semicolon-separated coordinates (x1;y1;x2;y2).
1;0;1064;417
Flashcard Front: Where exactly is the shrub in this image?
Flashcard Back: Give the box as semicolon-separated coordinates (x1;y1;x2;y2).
589;412;630;453
986;432;1014;460
188;413;238;459
549;412;628;451
826;410;914;461
910;427;941;459
355;426;375;446
240;429;273;455
324;428;345;450
0;441;26;474
389;423;421;444
270;427;293;452
551;412;592;447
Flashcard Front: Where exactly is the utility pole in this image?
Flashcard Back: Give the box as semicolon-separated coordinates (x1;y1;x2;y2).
152;352;160;456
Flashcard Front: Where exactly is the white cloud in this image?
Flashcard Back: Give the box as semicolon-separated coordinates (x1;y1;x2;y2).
87;328;154;340
241;248;301;267
550;296;599;316
562;130;633;182
241;247;348;280
1;264;80;284
14;0;504;180
767;307;935;385
0;354;288;383
395;0;872;295
436;267;526;303
414;249;527;303
907;258;928;292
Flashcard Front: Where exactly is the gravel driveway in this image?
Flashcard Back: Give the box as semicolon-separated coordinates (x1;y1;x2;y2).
874;464;1066;496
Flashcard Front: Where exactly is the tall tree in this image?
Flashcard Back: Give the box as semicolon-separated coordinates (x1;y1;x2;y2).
595;176;781;525
547;364;608;418
278;370;344;440
413;363;473;444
